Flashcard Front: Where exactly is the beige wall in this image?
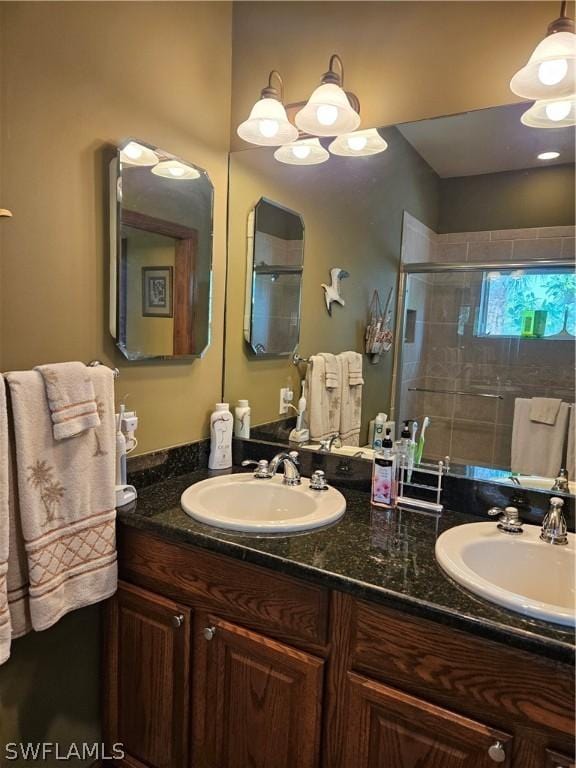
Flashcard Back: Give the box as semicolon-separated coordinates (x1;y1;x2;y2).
1;1;232;456
0;2;231;760
230;1;568;150
225;127;440;438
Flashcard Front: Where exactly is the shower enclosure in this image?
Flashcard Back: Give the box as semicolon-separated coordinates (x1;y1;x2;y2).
393;259;575;471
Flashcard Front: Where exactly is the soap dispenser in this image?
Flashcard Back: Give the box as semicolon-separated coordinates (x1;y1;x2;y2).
209;403;233;470
371;428;398;509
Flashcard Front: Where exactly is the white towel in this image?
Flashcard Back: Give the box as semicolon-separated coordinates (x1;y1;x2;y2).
511;398;570;478
6;366;117;633
0;377;10;664
318;353;340;389
35;362;101;440
305;355;341;442
566;406;575;480
529;397;562;426
337;352;364;446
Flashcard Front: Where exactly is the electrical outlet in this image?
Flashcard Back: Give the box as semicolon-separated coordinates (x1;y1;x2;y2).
279;387;293;415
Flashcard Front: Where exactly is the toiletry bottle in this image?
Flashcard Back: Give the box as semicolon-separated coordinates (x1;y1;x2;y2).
209;404;233;470
395;420;412;467
371;412;387;450
115;413;127;486
234;400;251;439
371;429;397;508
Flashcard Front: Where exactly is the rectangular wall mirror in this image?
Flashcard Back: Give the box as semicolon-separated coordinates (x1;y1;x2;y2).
224;102;575;497
109;139;214;360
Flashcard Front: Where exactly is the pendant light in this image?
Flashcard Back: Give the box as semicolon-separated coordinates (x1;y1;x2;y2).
329;128;388;157
120;141;159;167
151;160;200;180
274;138;329;165
295;55;361;137
510;1;575;100
521;96;575;128
237;71;298;146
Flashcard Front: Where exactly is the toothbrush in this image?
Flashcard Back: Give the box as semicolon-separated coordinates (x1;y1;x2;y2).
407;420;418;481
415;417;430;466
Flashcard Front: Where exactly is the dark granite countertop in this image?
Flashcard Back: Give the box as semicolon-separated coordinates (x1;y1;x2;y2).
117;467;575;664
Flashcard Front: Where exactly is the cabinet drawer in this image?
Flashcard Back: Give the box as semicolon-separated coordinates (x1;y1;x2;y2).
351;601;574;736
119;526;329;648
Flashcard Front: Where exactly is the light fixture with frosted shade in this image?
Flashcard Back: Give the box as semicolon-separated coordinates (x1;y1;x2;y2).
329;128;388;157
295;55;361;137
237;71;298;146
274;138;329;166
510;2;575;100
120;141;159;167
521;96;575;127
151;160;200;180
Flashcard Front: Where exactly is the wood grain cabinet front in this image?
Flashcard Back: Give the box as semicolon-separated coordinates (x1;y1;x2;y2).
103;582;191;768
343;673;514;768
192;614;325;768
546;749;576;768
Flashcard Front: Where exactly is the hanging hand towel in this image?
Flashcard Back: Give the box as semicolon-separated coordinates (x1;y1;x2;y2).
337;351;364;446
35;362;101;440
529;397;562;426
511;398;570;478
318;353;340;390
305;356;341;441
6;366;117;633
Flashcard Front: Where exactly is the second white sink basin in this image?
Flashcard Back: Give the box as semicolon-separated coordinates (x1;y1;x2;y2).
436;522;575;626
181;473;346;533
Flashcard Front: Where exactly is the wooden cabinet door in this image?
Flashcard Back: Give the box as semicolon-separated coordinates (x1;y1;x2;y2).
103;581;191;768
343;673;513;768
193;615;324;768
546;749;575;768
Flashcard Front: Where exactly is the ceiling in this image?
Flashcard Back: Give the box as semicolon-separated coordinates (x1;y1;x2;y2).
397;103;575;178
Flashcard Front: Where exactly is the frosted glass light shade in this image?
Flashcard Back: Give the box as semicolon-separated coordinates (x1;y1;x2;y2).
120;141;159;166
151;160;200;180
329;128;388;157
295;83;361;137
274;138;329;165
510;31;576;100
521;97;576;127
237;98;298;146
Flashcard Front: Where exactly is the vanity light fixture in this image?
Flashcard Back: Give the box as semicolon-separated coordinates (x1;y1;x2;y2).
295;55;361;137
119;141;159;167
510;1;575;101
521;96;575;127
537;150;561;159
274;138;329;165
151;160;200;180
237;71;298;146
328;128;388;157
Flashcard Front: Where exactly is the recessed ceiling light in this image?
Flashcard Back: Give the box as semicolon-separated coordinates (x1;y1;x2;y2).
537;151;561;160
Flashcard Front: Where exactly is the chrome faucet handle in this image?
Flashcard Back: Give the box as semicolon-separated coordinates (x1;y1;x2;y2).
310;470;329;491
551;468;570;493
241;459;272;479
540;496;568;545
488;505;524;535
289;450;300;464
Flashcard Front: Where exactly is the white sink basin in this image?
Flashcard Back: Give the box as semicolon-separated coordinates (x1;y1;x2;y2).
436;522;575;626
506;474;576;495
181;473;346;533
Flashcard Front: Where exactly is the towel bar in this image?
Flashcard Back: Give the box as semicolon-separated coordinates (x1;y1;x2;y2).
408;387;503;400
88;360;120;379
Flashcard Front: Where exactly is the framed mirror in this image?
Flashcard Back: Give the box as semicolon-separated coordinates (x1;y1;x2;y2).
244;198;304;356
109;139;214;360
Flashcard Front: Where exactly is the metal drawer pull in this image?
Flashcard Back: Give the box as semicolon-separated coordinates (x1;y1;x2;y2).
488;742;506;763
203;626;216;641
171;614;185;628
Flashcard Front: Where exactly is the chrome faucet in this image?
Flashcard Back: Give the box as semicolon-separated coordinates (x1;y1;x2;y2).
268;451;301;486
487;505;524;535
540;496;568;545
551;468;570;493
319;434;342;452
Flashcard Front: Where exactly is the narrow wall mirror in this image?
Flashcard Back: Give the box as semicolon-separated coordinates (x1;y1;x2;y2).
244;198;304;356
109;139;214;360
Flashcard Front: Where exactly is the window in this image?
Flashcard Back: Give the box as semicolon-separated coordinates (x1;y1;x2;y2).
476;267;576;339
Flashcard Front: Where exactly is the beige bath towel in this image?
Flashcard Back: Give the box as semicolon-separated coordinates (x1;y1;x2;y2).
305;355;341;442
0;377;10;664
6;366;117;632
337;352;364;446
511;398;570;478
318;353;340;389
530;397;562;426
35;362;101;440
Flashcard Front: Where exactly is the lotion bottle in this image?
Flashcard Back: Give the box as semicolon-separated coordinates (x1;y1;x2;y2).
371;429;397;508
209;403;233;470
371;412;388;450
234;400;251;439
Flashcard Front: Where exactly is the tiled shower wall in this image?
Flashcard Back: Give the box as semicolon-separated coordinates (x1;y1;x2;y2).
397;214;575;469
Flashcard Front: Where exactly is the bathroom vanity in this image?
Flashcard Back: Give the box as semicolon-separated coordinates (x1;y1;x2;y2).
103;468;575;768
